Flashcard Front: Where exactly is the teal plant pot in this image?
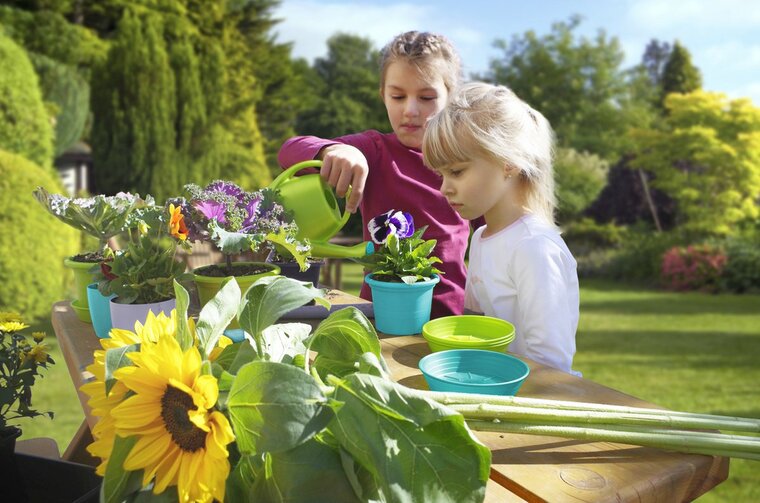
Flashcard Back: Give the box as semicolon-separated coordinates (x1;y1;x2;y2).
365;273;440;336
87;283;116;339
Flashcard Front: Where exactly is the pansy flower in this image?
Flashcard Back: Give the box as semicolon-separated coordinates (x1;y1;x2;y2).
168;204;189;241
368;210;415;245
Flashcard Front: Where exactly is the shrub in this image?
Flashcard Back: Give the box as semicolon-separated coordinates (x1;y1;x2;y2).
661;244;727;292
0;31;53;167
0;150;78;321
563;218;628;254
554;148;608;224
30;53;90;156
720;237;760;293
605;228;683;285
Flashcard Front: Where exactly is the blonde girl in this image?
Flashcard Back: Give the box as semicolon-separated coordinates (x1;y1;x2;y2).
423;82;580;374
279;31;473;318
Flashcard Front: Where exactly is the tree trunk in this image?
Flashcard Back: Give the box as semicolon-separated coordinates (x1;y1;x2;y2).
638;168;662;232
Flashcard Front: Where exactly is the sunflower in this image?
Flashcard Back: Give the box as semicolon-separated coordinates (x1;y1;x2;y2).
111;328;234;502
81;310;188;475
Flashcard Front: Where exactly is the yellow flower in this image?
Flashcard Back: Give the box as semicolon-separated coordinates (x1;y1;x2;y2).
0;311;22;323
27;343;50;364
111;333;234;502
81;310;186;475
32;331;46;342
208;335;233;362
138;220;150;235
168;204;189;241
0;321;29;332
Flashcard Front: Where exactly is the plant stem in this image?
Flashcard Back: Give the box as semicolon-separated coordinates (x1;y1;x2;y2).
424;391;760;432
448;403;760;433
465;420;760;461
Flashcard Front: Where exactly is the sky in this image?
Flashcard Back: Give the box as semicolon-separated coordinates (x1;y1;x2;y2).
272;0;760;105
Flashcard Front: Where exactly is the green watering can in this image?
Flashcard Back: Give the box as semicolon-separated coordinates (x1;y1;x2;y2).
269;160;374;259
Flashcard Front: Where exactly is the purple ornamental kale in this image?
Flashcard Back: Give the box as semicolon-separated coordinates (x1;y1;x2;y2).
205;181;245;200
240;194;262;232
368;209;414;245
194;200;227;224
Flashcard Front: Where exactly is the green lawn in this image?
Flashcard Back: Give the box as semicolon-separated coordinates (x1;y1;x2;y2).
18;264;760;501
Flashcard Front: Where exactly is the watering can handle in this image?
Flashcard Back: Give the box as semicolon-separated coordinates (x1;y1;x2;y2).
270;159;353;231
269;160;323;189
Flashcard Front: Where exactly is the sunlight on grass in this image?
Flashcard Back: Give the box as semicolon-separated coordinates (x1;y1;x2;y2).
576;279;760;502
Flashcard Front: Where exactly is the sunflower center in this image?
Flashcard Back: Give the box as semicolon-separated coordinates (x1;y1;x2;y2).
160;385;207;452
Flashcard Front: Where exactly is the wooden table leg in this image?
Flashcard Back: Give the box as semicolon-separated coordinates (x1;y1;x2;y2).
62;419;99;467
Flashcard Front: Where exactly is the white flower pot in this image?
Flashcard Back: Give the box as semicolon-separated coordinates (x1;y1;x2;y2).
109;298;176;331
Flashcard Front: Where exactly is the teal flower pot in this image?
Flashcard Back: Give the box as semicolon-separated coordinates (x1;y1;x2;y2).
87;283;116;339
365;273;440;336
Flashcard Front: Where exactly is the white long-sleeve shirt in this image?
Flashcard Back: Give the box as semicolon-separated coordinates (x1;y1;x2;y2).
465;214;580;375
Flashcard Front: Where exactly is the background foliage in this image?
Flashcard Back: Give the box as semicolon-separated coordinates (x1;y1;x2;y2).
0;149;78;320
0;30;54;168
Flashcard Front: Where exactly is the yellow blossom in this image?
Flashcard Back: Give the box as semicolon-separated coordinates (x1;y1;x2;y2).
0;321;29;332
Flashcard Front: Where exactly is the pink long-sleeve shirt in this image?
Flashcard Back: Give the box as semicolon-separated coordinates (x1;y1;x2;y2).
278;131;471;318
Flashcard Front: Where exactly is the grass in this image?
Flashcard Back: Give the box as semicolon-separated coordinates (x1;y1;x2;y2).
17;264;760;500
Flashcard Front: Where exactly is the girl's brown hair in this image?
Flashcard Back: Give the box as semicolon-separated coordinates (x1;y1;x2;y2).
379;31;461;92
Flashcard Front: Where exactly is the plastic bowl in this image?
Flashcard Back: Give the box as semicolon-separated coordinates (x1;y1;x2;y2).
419;349;530;396
422;315;515;353
70;299;92;323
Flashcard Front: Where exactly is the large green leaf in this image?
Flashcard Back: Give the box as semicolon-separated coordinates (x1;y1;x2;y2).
195;277;240;358
238;276;328;341
226;455;261;503
250;439;360;502
101;435;142;503
308;307;388;379
227;361;333;455
172;279;193;351
104;343;139;396
260;322;312;363
329;373;491;503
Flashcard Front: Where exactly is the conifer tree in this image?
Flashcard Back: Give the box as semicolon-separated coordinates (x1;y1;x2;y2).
660;41;702;107
90;8;177;200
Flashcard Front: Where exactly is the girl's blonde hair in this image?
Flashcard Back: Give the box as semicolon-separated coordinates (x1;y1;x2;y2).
379;31;461;92
423;82;558;227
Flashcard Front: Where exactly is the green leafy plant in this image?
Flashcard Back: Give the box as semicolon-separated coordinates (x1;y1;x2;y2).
353;209;442;284
82;276;760;502
96;203;190;304
0;312;54;431
33;186;150;257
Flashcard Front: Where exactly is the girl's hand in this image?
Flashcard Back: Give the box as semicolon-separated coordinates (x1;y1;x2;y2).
319;144;368;213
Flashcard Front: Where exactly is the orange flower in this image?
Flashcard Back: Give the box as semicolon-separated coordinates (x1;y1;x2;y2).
168;204;189;241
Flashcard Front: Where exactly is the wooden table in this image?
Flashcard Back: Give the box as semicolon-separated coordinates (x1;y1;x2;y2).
52;294;728;502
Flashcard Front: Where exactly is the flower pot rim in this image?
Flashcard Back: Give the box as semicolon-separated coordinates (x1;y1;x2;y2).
192;261;280;282
63;256;100;268
366;272;440;287
109;296;175;306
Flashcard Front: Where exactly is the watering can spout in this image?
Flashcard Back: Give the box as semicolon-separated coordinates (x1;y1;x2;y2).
309;240;374;259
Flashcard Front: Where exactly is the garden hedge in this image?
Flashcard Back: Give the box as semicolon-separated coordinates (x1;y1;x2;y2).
0;30;53;168
0;150;78;321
